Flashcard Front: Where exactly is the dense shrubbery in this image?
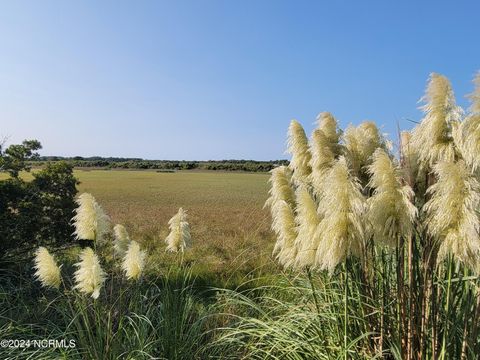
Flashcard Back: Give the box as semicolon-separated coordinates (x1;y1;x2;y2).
0;140;78;262
31;157;288;172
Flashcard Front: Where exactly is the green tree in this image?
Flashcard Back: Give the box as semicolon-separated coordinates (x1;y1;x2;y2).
0;139;42;177
0;140;78;262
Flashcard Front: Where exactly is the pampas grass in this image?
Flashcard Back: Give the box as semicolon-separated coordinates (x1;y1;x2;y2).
113;224;131;257
287;120;312;184
73;247;106;299
293;185;320;268
264;72;480;359
33;247;61;289
314;156;365;271
457;73;480;172
308;112;341;194
343;121;385;179
411;73;462;168
367;148;417;247
165;208;191;253
122;240;146;280
72;193;110;242
424;160;480;268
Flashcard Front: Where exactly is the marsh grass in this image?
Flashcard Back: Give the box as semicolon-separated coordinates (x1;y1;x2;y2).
0;266;214;359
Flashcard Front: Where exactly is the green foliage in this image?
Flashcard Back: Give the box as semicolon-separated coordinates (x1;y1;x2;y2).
0;140;78;261
31;156;289;172
0;139;41;178
0;267;212;360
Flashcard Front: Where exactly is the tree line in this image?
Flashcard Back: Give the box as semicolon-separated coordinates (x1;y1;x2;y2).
31;156;289;172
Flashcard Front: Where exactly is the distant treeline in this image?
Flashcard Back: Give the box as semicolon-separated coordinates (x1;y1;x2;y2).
30;156;289;172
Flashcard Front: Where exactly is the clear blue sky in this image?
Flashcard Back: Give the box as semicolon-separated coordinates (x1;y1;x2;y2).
0;1;479;160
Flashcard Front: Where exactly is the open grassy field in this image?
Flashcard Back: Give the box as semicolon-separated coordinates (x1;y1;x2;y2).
68;169;273;281
0;168;276;281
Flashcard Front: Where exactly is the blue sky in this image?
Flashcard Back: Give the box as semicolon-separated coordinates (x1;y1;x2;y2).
0;1;479;160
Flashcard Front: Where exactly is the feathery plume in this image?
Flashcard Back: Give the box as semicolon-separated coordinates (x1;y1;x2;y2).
265;166;298;267
424;160;480;268
113;224;131;257
343;121;385;179
315;157;365;272
287;120;312;185
309;113;341;194
399;131;420;186
72;193;110;242
122;240;146;280
411;73;462;168
316;111;340;144
271;200;298;267
165;208;191;252
293;186;321;268
457;72;480;171
73;248;106;299
33;247;61;289
367;149;417;247
265;166;296;209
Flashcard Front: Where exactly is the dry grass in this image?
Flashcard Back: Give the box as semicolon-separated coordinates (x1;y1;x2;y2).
73;169;274;281
0;168;276;282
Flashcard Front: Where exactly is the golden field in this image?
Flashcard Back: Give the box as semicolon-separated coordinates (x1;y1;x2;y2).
63;170;274;281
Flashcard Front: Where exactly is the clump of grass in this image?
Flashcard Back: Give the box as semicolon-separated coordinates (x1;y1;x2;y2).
256;72;480;359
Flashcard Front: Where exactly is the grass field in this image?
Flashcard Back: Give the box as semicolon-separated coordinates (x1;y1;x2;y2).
0;168;276;280
25;169;275;282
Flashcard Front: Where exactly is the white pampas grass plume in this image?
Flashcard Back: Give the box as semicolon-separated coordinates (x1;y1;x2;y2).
265;166;298;267
113;224;131;257
315;157;365;272
165;208;191;252
33;247;61;289
411;73;462;168
122;241;146;280
72;193;110;242
293;186;321;268
287;120;312;185
309;113;341;194
424;160;480;268
457;72;480;172
271;200;298;267
367;149;417;247
343;121;385;178
73;248;106;299
400;131;420;186
265;166;296;209
316;111;340;144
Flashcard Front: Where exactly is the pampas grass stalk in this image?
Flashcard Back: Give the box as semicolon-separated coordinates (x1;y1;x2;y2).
287;120;312;185
308;112;341;195
113;224;131;257
122;240;146;281
165;208;191;253
315;156;365;272
72;193;110;243
33;247;62;289
260;72;480;359
424;160;480;269
367;148;417;247
73;247;106;299
411;73;462;169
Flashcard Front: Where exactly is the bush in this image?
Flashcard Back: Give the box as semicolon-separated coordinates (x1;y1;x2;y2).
0;140;78;262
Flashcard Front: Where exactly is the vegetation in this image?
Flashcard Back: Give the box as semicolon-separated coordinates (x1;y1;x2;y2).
2;72;480;359
31;157;289;172
0;140;78;262
254;72;480;359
